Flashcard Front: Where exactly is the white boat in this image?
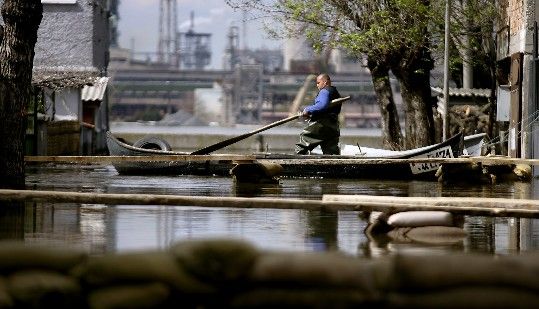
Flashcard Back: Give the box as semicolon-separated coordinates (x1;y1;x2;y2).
313;133;486;157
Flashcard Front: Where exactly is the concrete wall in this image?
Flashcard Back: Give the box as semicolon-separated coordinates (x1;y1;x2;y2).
91;0;109;72
497;0;538;159
499;0;529;54
0;0;108;72
35;2;92;68
35;0;108;71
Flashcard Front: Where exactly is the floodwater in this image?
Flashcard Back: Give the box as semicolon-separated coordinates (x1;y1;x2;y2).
0;163;533;257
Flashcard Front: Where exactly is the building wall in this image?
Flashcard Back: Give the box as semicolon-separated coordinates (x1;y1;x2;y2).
498;0;528;57
32;0;108;72
1;0;110;155
497;0;538;159
44;88;81;121
91;0;110;72
0;0;106;72
508;0;524;33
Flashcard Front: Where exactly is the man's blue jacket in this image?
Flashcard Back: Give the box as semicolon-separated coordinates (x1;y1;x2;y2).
303;86;341;119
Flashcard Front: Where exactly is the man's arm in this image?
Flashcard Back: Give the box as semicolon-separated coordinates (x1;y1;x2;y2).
303;89;330;115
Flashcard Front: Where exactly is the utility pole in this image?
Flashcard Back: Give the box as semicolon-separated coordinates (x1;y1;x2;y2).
461;0;473;89
442;0;451;141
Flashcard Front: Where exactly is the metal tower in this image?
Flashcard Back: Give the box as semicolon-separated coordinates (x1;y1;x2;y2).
224;25;241;70
109;0;120;48
234;64;264;124
178;12;212;70
157;0;179;66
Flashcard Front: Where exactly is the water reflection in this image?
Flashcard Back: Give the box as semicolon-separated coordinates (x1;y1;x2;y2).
233;182;283;197
6;164;537;256
362;234;467;257
305;210;338;251
0;202;25;240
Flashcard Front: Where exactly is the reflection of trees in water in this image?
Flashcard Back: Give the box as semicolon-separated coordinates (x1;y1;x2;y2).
407;180;442;197
176;208;212;239
233;182;283;197
0;201;25;240
301;180;340;251
27;203;110;253
467;216;535;254
305;210;338;251
292;178;348;197
464;217;495;253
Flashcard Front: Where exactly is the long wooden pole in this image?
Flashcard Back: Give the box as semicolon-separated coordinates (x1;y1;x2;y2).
190;96;351;155
24;154;256;163
191;114;302;155
2;189;539;218
262;157;539;165
24;155;539;165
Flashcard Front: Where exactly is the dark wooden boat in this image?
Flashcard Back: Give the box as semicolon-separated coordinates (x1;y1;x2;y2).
106;131;232;176
106;131;465;179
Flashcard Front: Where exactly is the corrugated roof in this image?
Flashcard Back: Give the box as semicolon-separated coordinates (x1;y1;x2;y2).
82;77;109;101
431;87;490;98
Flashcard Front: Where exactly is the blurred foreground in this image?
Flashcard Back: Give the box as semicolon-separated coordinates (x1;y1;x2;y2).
0;238;538;308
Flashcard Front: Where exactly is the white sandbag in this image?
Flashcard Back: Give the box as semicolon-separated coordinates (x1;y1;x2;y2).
386;211;454;227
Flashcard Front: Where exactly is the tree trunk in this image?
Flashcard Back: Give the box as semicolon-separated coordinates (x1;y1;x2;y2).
392;45;435;149
0;0;42;189
394;68;435;148
367;58;404;150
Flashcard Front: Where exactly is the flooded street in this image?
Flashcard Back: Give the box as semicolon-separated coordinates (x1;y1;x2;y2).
4;163;538;256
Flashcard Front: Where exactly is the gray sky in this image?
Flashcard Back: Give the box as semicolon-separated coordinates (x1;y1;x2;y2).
118;0;282;69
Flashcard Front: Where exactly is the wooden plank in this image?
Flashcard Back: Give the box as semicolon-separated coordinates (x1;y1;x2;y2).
323;195;539;217
323;194;539;208
24;155;539;165
0;189;327;211
1;189;539;218
25;155;257;164
263;157;539;165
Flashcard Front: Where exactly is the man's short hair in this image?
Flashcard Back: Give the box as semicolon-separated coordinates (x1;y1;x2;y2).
318;73;331;81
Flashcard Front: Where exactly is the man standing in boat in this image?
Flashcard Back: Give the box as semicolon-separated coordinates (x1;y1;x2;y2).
295;73;342;155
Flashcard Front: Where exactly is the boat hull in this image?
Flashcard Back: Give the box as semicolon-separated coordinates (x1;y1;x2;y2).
106;132;233;175
107;131;464;179
258;133;464;179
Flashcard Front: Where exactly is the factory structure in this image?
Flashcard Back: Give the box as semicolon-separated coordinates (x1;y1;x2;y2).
108;0;382;128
